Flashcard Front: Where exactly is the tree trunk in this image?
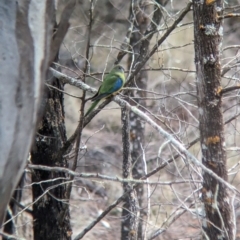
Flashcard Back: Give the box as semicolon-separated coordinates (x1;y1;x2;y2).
31;72;72;240
121;107;139;240
126;0;167;238
193;1;235;239
0;1;54;226
127;0;148;237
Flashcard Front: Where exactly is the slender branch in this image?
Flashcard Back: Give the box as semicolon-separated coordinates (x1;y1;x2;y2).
72;0;93;175
221;85;240;95
49;0;76;65
45;83;81;99
61;0;94;224
2;180;74;229
148;200;195;240
28;164;196;186
225;5;240;11
49;67;95;94
73;191;128;240
223;45;240;51
10;198;32;215
218;13;240;20
141;144;150;240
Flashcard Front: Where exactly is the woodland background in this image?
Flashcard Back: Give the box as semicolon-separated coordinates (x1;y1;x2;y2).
1;0;240;239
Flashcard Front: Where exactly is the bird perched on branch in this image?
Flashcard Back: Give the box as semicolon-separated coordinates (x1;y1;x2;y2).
84;65;125;117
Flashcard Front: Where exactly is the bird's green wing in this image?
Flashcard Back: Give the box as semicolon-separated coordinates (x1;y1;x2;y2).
85;66;125;117
90;74;124;102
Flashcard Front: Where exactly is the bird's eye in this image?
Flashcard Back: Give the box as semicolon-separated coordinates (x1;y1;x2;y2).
118;66;124;71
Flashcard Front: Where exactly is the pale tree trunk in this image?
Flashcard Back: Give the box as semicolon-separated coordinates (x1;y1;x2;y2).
0;1;55;226
193;1;235;239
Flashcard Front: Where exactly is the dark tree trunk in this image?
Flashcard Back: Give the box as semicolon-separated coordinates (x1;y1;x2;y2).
193;1;235;239
31;73;72;240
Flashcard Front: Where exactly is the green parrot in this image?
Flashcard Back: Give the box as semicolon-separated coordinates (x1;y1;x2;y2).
84;65;125;117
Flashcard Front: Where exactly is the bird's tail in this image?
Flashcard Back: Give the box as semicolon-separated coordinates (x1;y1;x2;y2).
84;100;100;117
